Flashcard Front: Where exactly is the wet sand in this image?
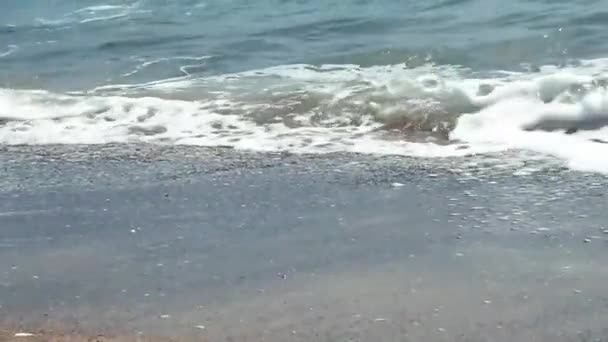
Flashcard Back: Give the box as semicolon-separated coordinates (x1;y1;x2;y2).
1;145;608;341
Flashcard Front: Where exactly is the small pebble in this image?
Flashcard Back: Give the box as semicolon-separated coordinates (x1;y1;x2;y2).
160;314;171;319
195;325;206;330
573;289;582;294
583;238;591;243
374;318;387;322
14;333;35;337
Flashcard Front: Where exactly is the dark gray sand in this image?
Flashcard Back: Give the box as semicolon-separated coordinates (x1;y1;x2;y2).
1;145;608;341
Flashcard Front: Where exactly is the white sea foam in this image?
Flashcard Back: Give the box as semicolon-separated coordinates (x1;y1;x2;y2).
3;58;608;172
0;45;18;58
78;13;130;24
122;56;213;77
72;5;129;14
35;2;139;27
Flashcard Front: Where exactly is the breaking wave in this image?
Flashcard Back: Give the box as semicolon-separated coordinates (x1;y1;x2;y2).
2;58;608;172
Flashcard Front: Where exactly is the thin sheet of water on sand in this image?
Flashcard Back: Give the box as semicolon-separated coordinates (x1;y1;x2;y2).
0;146;607;341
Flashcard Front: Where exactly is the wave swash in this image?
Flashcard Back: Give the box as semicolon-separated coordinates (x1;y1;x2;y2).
2;58;608;173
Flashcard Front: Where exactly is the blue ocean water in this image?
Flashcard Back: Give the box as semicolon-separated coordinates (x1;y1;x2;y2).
2;0;608;172
1;0;605;90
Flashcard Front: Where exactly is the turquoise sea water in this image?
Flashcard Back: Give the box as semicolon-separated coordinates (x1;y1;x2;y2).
2;0;606;89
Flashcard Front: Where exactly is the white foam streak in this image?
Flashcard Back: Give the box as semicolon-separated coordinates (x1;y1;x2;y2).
122;56;213;77
72;5;129;14
79;13;129;24
35;2;139;27
0;45;18;58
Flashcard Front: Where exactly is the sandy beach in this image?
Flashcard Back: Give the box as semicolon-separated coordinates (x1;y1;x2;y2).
1;145;607;341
